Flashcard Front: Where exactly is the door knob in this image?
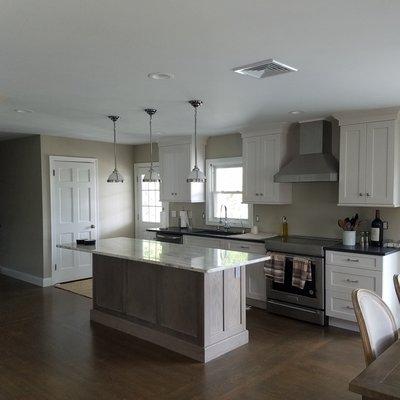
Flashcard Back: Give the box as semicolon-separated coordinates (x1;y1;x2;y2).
90;224;96;229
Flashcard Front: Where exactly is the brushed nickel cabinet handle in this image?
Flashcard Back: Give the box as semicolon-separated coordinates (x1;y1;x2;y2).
344;305;354;310
345;278;359;283
366;193;371;197
359;193;363;196
346;258;359;262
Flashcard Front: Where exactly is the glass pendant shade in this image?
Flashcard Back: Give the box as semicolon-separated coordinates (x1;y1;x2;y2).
107;115;124;183
142;167;161;182
143;108;160;182
187;165;206;183
187;100;206;183
107;168;124;183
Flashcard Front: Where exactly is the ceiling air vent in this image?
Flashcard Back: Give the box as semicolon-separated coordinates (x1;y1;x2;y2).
233;58;298;79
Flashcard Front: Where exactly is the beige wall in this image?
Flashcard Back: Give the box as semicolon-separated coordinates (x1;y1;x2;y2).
205;133;242;159
41;135;135;278
133;143;159;163
0;136;44;277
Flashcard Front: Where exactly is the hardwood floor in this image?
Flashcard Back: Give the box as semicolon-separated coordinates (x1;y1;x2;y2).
0;275;363;400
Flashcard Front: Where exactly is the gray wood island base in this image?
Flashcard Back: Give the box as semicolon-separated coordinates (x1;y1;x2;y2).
91;255;247;362
57;237;269;363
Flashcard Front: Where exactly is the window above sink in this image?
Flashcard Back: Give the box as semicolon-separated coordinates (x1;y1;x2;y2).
206;157;253;228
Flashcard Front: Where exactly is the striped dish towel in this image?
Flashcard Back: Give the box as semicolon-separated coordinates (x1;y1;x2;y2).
264;252;285;284
292;257;312;289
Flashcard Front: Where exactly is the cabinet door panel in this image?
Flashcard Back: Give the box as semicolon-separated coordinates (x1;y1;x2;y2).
365;120;395;205
246;262;266;302
174;144;190;202
159;146;176;201
339;124;366;204
259;134;279;203
242;137;260;203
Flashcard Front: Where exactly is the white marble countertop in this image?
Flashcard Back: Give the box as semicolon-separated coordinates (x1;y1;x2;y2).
57;237;270;273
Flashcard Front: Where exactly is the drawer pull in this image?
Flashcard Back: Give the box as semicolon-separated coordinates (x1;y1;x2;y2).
346;258;359;262
344;306;354;310
345;279;359;283
240;246;250;249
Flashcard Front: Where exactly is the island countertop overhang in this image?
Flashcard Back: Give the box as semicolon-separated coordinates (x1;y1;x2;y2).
57;237;270;273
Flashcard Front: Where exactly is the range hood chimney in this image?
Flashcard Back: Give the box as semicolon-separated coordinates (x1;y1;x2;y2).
274;120;338;183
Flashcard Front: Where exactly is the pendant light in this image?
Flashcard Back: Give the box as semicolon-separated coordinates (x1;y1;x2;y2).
187;100;206;183
143;108;161;182
107;115;124;183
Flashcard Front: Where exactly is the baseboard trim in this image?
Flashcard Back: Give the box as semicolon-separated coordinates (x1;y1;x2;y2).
246;297;266;310
328;317;359;332
90;309;249;363
0;266;52;287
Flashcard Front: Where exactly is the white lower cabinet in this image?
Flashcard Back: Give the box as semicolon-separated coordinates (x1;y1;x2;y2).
325;250;400;328
182;236;267;308
183;235;228;249
227;241;266;307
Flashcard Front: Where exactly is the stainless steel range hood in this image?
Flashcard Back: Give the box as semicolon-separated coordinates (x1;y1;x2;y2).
274;120;338;183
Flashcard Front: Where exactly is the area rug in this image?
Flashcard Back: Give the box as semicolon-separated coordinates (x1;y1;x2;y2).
55;278;93;299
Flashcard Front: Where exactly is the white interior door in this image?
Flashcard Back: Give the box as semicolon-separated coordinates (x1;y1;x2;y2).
134;164;168;239
51;157;97;283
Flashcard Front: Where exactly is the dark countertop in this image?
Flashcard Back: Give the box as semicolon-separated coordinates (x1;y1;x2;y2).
147;227;277;243
324;243;400;256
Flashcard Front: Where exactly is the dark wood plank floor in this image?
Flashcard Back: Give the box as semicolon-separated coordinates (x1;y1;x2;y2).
0;275;363;400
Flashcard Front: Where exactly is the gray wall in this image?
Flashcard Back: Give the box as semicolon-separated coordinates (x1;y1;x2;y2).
41;135;135;278
0;136;44;277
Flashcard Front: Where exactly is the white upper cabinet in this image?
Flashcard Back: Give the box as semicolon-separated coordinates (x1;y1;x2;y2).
158;136;206;203
336;108;400;207
241;124;292;204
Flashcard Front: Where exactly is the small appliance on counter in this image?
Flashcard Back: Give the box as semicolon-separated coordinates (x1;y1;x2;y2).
265;235;340;326
160;211;169;229
179;211;190;228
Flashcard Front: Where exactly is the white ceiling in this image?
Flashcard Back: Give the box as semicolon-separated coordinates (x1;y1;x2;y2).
1;0;400;144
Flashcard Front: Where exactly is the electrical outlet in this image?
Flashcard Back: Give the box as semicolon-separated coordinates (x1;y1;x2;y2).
171;211;177;218
255;215;260;223
383;221;389;230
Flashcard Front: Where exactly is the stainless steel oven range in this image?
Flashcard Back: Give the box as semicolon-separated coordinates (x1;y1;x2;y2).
265;235;340;326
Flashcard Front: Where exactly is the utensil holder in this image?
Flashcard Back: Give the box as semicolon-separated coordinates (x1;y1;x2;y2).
343;230;356;246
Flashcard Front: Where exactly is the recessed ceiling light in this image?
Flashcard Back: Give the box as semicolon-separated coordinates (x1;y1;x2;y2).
147;72;174;80
289;110;304;115
14;108;34;114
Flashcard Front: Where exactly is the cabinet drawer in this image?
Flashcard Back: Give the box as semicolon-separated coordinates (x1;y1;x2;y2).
228;241;265;254
326;290;356;322
326;265;381;293
325;251;381;270
183;235;227;249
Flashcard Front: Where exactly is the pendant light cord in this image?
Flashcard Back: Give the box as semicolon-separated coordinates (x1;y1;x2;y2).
113;119;117;170
194;107;198;168
149;114;153;171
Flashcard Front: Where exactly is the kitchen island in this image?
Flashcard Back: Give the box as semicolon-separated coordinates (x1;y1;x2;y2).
58;237;269;362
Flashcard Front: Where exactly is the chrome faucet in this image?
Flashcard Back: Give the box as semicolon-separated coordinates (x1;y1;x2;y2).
219;205;230;231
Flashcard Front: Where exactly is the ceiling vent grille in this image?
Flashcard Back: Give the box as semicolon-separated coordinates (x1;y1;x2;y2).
233;59;298;79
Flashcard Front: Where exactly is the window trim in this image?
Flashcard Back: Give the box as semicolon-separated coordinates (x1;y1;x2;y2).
205;157;253;228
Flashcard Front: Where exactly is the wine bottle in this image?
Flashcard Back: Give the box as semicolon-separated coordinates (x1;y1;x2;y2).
370;209;383;247
282;216;288;238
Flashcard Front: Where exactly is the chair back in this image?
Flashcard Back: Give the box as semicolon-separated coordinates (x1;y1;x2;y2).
352;289;398;366
393;274;400;304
